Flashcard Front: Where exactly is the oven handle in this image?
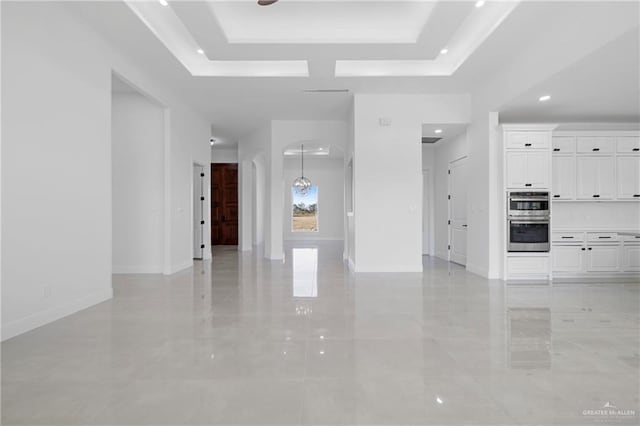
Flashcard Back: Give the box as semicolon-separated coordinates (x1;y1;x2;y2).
510;220;550;225
509;198;549;202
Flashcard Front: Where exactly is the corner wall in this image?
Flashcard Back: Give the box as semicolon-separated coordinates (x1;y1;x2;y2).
112;92;165;273
1;2;211;340
352;94;470;272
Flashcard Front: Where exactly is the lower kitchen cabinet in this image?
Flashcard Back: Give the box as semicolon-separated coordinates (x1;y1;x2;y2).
552;232;640;277
585;245;620;272
552;245;583;273
622;245;640;272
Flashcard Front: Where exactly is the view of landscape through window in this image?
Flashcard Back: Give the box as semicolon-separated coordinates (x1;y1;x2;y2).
292;185;318;232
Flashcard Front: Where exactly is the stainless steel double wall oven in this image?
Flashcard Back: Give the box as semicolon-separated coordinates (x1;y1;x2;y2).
507;192;550;252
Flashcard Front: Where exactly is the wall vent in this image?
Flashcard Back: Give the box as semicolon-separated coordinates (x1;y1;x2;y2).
421;137;442;144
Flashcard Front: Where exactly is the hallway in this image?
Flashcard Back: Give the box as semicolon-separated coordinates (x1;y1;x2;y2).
2;242;639;425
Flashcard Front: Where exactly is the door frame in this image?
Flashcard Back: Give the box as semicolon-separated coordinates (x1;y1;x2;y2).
422;168;434;256
191;161;206;260
448;156;468;265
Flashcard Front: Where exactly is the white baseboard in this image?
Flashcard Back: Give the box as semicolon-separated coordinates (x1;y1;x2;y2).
112;265;163;274
1;287;113;342
164;260;193;275
466;262;489;278
354;263;423;273
434;252;449;262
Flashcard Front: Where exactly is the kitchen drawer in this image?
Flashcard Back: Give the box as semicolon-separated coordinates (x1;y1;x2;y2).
552;232;584;242
616;137;640;154
505;131;550;149
576;137;615;154
586;232;619;242
552;137;575;153
621;234;640;243
507;256;550;277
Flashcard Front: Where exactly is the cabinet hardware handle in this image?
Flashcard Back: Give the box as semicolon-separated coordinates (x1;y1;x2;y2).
200;196;205;201
592;148;600;152
588;247;592;250
525;143;532;147
581;248;586;251
634;194;640;197
598;236;612;239
525;183;532;187
553;195;560;198
633;148;639;152
593;195;600;198
553;148;560;152
561;236;573;239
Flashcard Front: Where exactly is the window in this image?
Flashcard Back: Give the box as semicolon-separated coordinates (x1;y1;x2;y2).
292;185;318;232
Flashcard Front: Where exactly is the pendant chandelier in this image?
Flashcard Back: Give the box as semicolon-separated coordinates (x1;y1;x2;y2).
293;144;312;195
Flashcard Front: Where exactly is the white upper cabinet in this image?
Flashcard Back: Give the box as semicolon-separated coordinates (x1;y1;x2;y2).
617;137;640;154
505;131;550;150
552;156;575;200
576;156;615;200
552;136;575;154
616;156;640;200
576;136;615;154
506;151;550;189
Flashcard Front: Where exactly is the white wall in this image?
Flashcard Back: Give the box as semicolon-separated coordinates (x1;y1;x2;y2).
112;93;164;273
352;94;470;272
238;124;270;252
211;146;238;164
553;203;640;230
1;2;211;340
283;157;344;241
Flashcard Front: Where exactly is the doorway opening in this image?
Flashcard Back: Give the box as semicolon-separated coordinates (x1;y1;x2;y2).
211;163;239;245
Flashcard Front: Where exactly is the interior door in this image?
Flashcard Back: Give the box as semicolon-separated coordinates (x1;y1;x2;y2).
449;157;468;265
211;163;238;245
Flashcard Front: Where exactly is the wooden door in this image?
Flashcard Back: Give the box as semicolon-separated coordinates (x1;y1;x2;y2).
211;163;238;245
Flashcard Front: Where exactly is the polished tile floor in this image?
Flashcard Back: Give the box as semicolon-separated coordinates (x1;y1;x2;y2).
2;241;639;425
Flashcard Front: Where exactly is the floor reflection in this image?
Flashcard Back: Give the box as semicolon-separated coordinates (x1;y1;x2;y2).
508;307;551;369
292;247;318;298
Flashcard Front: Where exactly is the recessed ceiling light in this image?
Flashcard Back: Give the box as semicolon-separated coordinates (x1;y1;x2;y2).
440;48;448;55
475;1;485;8
539;95;551;102
158;0;168;6
197;49;205;55
435;129;443;134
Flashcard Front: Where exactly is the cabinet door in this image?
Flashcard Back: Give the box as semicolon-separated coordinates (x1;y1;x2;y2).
552;136;575;153
576;137;615;154
616;137;640;154
622;245;640;272
552;245;583;273
586;245;620;272
552;156;575;200
506;151;528;188
576;156;599;199
525;152;550;189
576;156;615;200
617;156;640;199
505;132;549;149
596;156;615;199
